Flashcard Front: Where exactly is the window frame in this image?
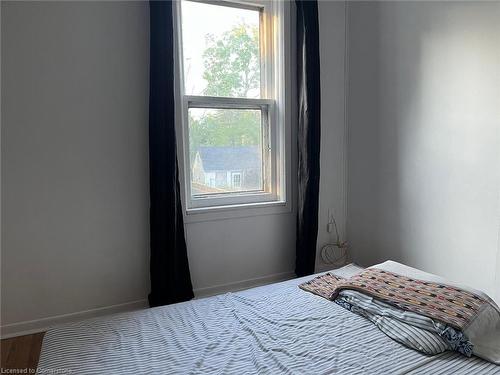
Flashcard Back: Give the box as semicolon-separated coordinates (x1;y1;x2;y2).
173;0;291;216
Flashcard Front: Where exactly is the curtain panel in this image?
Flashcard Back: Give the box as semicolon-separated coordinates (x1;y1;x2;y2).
295;0;321;277
148;0;194;307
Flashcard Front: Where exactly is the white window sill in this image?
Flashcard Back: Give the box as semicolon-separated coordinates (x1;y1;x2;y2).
184;200;292;223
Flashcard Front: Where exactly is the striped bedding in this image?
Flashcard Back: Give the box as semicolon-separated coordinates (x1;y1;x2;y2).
38;264;500;374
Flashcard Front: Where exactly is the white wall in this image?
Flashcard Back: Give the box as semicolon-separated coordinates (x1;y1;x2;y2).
497;228;500;302
1;2;151;333
316;1;348;272
185;213;295;293
347;2;500;301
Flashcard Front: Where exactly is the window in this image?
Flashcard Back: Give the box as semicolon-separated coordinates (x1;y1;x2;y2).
232;172;242;189
176;0;288;210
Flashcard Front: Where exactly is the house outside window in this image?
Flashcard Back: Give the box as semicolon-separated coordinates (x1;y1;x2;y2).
175;0;290;211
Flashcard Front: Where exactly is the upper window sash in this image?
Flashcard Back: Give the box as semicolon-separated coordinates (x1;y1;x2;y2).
179;0;271;100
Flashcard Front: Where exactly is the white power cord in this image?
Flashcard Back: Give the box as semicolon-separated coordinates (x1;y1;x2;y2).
320;210;348;266
321;243;347;266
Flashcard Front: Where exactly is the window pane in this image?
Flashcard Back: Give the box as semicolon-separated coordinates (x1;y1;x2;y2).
189;108;264;196
181;1;261;98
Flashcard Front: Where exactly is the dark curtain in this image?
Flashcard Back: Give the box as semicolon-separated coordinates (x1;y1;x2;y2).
148;1;194;307
295;0;321;277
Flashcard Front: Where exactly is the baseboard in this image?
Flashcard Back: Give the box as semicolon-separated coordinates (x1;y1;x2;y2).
0;299;148;339
1;271;296;339
193;271;296;298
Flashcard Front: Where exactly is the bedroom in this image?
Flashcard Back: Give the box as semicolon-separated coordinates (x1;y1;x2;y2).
1;0;499;373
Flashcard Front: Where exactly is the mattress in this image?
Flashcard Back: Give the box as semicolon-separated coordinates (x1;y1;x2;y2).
38;264;500;374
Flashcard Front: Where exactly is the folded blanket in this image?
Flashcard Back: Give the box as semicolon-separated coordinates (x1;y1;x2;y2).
372;261;500;365
299;261;500;364
300;268;487;331
300;273;472;356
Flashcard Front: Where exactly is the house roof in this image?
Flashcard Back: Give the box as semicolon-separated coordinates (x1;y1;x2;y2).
197;146;261;171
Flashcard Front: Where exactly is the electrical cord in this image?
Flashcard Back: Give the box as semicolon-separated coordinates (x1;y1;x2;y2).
320;243;347;266
321;210;348;266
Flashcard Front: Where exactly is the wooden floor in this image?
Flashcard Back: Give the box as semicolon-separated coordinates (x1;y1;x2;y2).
1;333;44;372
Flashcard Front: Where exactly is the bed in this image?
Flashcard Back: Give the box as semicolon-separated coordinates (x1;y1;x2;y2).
38;264;500;374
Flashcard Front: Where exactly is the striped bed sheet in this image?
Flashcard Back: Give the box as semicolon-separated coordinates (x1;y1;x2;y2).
38;265;500;374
